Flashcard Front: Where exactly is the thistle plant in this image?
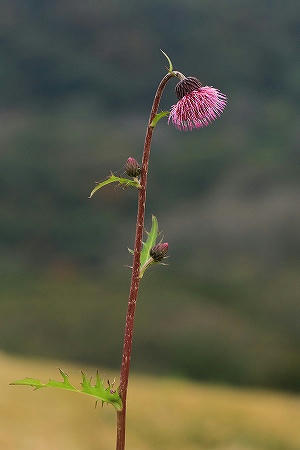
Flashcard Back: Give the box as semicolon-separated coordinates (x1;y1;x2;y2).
11;51;227;450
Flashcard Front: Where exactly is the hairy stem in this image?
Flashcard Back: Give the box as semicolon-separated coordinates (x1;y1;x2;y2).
116;72;174;450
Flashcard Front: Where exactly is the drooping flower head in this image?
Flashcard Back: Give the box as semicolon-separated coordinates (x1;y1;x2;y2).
169;75;227;131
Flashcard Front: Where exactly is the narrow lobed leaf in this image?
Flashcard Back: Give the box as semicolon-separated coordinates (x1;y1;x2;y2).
10;369;122;411
89;174;140;198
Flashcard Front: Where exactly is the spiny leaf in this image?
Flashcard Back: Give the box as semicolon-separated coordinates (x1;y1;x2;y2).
150;111;170;128
89;174;140;198
140;215;158;270
47;368;77;391
10;369;122;411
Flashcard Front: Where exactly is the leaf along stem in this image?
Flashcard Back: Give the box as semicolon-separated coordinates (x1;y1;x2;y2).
116;72;174;450
139;257;154;279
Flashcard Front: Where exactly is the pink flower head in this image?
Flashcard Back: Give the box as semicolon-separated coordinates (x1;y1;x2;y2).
169;76;227;131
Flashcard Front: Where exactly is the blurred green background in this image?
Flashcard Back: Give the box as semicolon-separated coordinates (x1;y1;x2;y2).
1;0;299;394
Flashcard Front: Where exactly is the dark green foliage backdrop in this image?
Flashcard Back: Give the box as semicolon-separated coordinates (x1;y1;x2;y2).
1;0;299;390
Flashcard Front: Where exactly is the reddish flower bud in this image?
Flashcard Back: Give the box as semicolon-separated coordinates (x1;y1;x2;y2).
150;242;168;262
125;157;141;177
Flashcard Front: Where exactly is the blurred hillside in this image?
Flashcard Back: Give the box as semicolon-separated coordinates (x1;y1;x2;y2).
0;0;300;390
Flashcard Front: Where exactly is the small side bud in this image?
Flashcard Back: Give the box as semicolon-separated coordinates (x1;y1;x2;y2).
150;243;168;262
125;157;141;178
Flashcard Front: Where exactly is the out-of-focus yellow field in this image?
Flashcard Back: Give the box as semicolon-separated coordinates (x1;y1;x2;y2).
2;352;300;450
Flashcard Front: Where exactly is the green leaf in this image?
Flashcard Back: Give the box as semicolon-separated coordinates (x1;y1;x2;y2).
89;174;140;198
140;215;158;270
11;378;46;390
160;49;173;73
10;369;122;411
150;111;170;128
47;368;77;391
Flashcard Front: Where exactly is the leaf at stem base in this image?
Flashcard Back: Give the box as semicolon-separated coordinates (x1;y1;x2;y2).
10;369;123;411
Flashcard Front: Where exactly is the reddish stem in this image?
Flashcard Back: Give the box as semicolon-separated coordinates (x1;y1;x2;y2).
116;72;174;450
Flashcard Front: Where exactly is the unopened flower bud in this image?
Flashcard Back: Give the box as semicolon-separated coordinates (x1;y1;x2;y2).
175;76;202;100
125;157;141;178
150;242;168;262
